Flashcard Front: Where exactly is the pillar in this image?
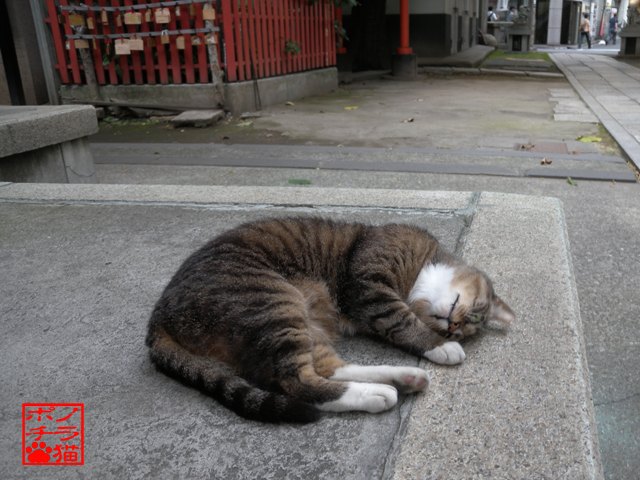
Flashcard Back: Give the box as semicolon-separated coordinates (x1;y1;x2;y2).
392;0;417;78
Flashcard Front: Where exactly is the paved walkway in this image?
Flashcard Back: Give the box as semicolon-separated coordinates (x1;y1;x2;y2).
551;52;640;173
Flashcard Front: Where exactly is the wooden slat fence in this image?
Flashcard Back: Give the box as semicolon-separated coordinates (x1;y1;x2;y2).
45;0;336;86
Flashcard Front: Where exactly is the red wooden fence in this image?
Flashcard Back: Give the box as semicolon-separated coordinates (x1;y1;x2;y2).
219;0;336;83
45;0;336;86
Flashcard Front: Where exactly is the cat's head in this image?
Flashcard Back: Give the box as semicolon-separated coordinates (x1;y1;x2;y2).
408;263;515;339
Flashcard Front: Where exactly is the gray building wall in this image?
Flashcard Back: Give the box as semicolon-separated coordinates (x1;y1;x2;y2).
1;0;49;105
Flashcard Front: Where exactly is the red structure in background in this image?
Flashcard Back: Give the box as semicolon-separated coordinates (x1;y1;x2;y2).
45;0;336;86
397;0;411;55
335;6;346;55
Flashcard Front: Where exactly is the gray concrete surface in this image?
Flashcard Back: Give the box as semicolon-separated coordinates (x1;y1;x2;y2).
91;142;638;182
62;68;339;116
0;184;600;479
84;58;640;479
0;106;98;184
0;105;98;158
551;52;640;172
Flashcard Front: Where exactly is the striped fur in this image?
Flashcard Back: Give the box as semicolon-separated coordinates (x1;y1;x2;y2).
146;217;514;423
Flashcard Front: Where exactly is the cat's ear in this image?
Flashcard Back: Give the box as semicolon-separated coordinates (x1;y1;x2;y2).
490;296;515;325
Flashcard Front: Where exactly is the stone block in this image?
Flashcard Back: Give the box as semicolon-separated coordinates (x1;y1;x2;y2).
0;105;98;158
170;110;225;128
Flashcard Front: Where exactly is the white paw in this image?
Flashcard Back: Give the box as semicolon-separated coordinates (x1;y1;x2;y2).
424;341;466;365
317;382;398;413
330;365;429;393
389;367;430;393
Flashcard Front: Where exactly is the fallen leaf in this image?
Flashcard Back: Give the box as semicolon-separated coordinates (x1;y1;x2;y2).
570;151;580;155
541;158;552;165
337;144;343;147
567;176;578;186
221;136;230;139
118;169;129;173
577;136;601;142
285;101;295;106
266;133;273;137
345;106;358;110
288;179;311;185
610;180;616;187
319;111;324;113
402;118;414;123
520;143;534;150
237;120;253;127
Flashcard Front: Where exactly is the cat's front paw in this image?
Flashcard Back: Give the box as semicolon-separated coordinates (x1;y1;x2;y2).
424;342;466;365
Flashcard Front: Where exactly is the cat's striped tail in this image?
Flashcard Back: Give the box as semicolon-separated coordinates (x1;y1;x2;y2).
146;327;321;423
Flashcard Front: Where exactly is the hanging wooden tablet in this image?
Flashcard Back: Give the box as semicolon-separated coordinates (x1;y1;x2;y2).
86;17;95;30
145;9;152;22
116;14;122;27
128;38;144;51
189;4;196;16
176;36;185;50
101;10;109;25
69;14;85;26
205;34;217;45
202;7;216;20
155;8;170;24
92;39;98;50
115;39;131;55
105;42;111;54
65;40;71;50
191;36;202;46
175;6;181;18
160;31;170;44
124;12;142;25
74;39;90;49
58;14;65;24
146;37;156;48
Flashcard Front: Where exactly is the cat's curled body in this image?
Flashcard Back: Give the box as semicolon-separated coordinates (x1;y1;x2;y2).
146;217;514;423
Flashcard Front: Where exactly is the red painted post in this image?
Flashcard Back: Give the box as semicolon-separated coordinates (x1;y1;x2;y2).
97;0;118;85
137;0;156;85
335;7;346;54
46;0;70;84
397;0;412;54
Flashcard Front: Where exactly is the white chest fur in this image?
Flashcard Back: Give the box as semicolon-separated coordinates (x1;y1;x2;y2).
408;264;458;320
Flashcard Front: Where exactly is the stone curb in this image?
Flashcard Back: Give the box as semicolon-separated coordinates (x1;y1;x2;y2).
550;53;640;173
420;66;564;78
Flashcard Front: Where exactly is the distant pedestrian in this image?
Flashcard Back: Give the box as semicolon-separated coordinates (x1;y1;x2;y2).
487;6;498;22
579;13;591;49
607;13;619;45
507;6;516;22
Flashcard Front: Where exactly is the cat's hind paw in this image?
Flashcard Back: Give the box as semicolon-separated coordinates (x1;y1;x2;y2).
391;367;430;394
424;342;466;365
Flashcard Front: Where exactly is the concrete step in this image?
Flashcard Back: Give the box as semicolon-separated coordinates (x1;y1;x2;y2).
91;142;638;182
0;183;602;479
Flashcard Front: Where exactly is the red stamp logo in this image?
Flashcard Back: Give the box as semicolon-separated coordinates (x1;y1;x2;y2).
22;403;84;465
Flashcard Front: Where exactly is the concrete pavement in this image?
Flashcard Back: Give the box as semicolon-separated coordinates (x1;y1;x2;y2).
551;52;640;173
3;52;640;479
0;184;601;479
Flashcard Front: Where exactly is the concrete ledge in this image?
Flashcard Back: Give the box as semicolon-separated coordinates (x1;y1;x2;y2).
0;105;98;158
224;67;338;114
0;184;601;479
61;68;338;115
0;106;97;184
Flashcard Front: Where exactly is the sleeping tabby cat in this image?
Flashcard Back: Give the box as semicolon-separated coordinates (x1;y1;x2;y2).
146;217;514;423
